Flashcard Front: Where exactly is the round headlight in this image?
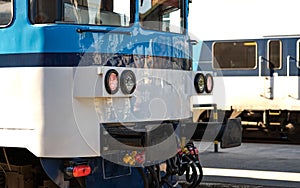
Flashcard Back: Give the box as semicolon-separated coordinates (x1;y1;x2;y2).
205;73;214;93
105;69;119;94
120;70;136;94
194;73;205;93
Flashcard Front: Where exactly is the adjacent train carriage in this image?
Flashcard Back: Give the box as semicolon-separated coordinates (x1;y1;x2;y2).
198;36;300;143
0;0;241;187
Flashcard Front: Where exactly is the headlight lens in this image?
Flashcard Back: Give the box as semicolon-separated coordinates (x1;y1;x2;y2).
194;73;205;93
205;73;214;93
105;69;119;94
120;70;136;94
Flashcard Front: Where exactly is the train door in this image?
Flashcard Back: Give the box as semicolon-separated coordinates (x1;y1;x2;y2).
296;40;300;100
260;40;282;100
258;40;283;131
280;38;300;103
288;39;300;100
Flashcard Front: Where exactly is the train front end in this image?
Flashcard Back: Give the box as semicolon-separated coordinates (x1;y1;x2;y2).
0;0;241;187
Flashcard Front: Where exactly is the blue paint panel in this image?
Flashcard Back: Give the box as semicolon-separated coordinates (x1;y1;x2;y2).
0;25;190;70
1;23;189;55
192;42;202;71
86;158;144;188
1;0;191;57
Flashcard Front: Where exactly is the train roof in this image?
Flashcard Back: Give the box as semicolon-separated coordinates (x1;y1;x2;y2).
201;34;300;43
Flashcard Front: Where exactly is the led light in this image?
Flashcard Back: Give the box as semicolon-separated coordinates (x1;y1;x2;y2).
105;69;119;94
120;70;136;94
73;165;91;177
194;73;205;93
243;42;256;46
65;165;91;178
205;73;214;93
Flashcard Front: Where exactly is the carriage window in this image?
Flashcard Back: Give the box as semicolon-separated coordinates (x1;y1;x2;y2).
139;0;184;34
30;0;133;26
213;41;257;69
268;40;282;69
0;0;12;25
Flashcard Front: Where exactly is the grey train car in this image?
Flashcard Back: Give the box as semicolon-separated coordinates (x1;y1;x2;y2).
197;36;300;143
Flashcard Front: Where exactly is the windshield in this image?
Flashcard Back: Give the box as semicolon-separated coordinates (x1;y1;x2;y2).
30;0;133;26
29;0;185;33
139;0;184;34
0;0;12;25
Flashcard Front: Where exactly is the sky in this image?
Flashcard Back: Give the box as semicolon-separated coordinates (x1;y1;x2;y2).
188;0;300;40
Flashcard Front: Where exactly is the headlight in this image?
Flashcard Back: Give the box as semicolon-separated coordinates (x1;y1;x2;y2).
120;70;136;94
194;73;205;93
205;73;214;93
105;69;119;94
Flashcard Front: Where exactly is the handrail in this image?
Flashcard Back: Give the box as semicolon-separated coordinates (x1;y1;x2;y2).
287;55;300;76
76;28;132;35
258;56;263;77
287;55;290;77
258;56;275;99
258;55;271;77
287;55;300;99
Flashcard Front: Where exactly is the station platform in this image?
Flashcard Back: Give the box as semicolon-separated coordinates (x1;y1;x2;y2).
195;142;300;187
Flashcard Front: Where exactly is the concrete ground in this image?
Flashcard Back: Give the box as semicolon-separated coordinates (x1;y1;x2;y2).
193;142;300;187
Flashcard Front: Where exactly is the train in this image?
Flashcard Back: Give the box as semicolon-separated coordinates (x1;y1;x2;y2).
196;35;300;143
0;0;242;187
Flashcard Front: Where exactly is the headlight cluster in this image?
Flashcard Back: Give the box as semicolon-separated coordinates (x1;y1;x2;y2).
194;73;205;93
204;73;214;93
194;73;214;94
105;69;136;95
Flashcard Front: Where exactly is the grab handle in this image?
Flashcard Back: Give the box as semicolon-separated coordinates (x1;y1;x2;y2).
287;55;300;77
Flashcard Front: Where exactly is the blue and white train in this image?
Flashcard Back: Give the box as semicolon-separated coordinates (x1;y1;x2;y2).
197;35;300;143
0;0;241;187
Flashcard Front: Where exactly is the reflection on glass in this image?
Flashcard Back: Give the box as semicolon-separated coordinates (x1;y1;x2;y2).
0;0;12;25
139;0;183;33
268;40;281;69
213;41;257;69
30;0;132;26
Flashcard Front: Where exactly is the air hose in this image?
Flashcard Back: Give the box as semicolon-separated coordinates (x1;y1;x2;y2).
141;142;203;188
136;167;149;188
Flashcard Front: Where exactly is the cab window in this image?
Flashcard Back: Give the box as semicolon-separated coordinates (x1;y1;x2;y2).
213;41;257;69
0;0;12;26
139;0;184;34
268;40;282;69
30;0;133;26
